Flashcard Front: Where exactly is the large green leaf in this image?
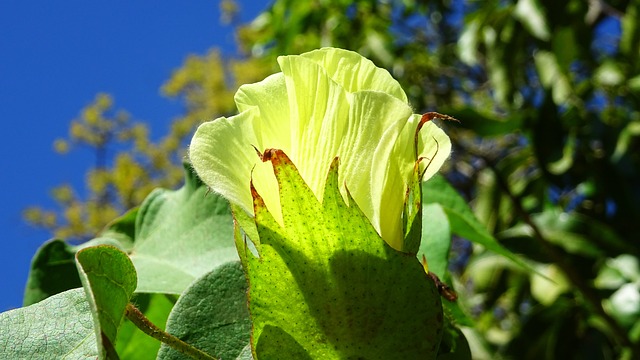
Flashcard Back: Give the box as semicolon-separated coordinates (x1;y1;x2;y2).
238;150;443;359
130;163;237;294
24;164;238;302
158;261;251;360
23;209;137;306
23;239;82;306
423;175;528;270
0;288;98;359
76;245;138;359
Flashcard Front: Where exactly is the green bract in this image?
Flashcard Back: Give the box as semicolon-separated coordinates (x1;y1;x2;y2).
190;47;450;250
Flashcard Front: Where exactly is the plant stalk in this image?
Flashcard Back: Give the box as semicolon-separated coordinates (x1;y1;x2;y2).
125;303;217;360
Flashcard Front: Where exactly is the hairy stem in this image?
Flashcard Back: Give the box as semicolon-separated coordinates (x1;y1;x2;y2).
125;303;217;360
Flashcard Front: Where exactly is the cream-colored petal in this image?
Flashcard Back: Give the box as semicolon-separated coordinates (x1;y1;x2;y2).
234;73;292;154
417;120;452;181
189;108;282;223
277;54;351;202
373;115;451;249
371;113;419;250
190;48;451;250
375;159;407;250
300;48;408;102
338;90;414;247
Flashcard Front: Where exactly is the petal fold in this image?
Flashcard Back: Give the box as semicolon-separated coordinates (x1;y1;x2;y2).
189;108;281;223
277;54;351;201
299;48;408;102
339;90;414;248
189;47;452;249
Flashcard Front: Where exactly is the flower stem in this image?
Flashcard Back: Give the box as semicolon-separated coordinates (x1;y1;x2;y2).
125;303;218;360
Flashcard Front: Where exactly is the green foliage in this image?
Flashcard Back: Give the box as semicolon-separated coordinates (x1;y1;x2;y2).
158;262;251;360
76;245;138;358
25;163;238;298
128;163;237;294
15;0;640;358
10;165;244;359
5;157;494;358
0;288;98;359
23;239;82;306
116;294;174;359
23;209;137;306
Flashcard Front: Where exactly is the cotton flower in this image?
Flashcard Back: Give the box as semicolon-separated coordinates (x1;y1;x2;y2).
189;47;450;250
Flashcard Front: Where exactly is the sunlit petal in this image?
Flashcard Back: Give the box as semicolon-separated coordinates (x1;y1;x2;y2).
189;47;451;249
277;54;351;201
299;48;408;102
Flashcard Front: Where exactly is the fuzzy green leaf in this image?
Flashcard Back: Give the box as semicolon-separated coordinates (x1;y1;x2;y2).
131;163;237;294
23;239;82;306
158;261;251;360
23;209;137;306
25;164;238;302
76;245;138;358
0;288;98;359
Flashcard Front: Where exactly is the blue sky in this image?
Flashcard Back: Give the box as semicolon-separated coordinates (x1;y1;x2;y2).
0;1;268;311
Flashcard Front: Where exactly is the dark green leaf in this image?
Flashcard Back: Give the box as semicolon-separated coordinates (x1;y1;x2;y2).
23;239;82;306
158;261;251;360
23;209;138;306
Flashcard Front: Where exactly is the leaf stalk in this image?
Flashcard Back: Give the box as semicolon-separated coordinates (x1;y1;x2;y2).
125;303;218;360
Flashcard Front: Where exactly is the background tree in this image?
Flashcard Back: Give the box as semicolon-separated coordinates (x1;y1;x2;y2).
25;0;640;358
